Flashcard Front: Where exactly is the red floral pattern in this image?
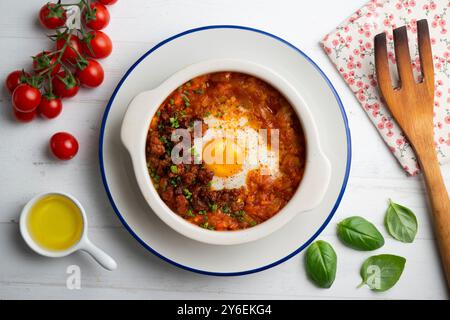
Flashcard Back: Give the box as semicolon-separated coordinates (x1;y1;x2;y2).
321;0;450;176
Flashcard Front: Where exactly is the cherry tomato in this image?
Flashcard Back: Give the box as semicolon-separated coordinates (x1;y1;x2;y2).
76;59;104;88
99;0;118;5
39;3;67;29
83;3;110;30
52;71;80;98
50;132;79;160
5;70;29;94
83;31;112;59
13;108;37;122
32;51;61;76
12;84;41;113
56;34;83;63
38;95;63;119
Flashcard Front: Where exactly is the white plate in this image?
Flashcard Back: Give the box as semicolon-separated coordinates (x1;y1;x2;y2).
99;26;351;276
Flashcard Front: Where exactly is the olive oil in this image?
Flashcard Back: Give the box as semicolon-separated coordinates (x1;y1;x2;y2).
27;194;83;251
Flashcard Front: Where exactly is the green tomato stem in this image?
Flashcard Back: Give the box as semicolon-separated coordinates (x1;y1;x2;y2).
32;0;88;91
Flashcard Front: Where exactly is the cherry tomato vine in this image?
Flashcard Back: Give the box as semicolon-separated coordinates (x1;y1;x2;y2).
5;0;117;160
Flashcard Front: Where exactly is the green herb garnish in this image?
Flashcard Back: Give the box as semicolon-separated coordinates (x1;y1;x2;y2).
359;254;406;292
182;95;191;107
170;165;178;174
183;188;192;200
190;147;201;163
200;222;209;229
200;222;215;230
149;170;160;183
185;209;195;217
160;136;168;144
234;210;245;217
337;216;385;251
169;117;179;128
385;199;418;243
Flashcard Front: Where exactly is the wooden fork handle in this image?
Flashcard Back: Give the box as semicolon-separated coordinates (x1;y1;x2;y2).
415;144;450;287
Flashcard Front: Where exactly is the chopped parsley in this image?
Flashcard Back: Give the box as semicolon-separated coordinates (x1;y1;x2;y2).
170;165;178;174
194;88;204;94
234;210;246;217
190;147;201;163
200;222;215;230
149;168;160;182
169;178;178;187
149;169;160;183
231;210;246;221
160;136;168;144
169;98;175;105
159;136;173;153
222;205;231;214
209;203;218;212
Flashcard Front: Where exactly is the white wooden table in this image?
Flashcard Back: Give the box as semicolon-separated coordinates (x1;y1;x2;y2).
0;0;448;300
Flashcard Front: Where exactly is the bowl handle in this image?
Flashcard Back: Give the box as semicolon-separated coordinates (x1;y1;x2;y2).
121;90;158;154
299;150;332;211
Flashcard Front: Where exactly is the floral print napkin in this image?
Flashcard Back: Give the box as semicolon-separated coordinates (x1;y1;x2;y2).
321;0;450;175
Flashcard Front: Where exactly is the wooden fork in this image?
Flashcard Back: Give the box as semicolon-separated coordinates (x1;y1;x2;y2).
375;19;450;288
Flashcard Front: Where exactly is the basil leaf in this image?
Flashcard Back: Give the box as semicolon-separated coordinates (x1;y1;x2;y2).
305;240;337;288
385;200;418;243
337;216;384;251
359;254;406;292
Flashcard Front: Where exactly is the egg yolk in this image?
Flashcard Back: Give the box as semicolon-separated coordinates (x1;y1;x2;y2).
203;138;244;177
